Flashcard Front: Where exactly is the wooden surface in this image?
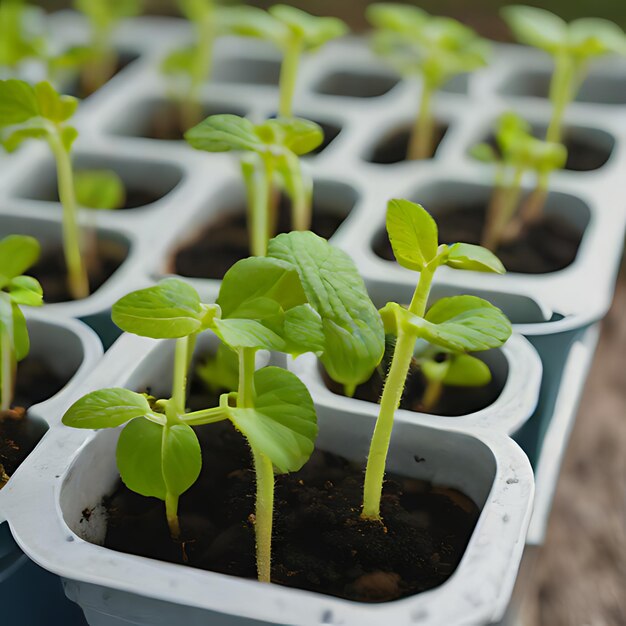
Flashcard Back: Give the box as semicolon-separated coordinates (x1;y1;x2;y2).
520;262;626;626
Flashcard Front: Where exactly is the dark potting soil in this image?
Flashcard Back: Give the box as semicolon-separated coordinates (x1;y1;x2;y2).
485;129;611;172
31;239;127;303
0;358;65;486
66;52;139;99
374;203;582;274
368;124;448;165
102;420;479;603
323;350;505;417
173;200;347;280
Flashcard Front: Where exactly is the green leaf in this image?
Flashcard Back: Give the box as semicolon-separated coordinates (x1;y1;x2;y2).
116;417;167;500
386;199;438;271
418;296;512;352
2;125;49;152
222;5;287;46
261;117;324;155
0;79;39;126
469;142;498;163
218;256;307;319
111;279;207;339
185;114;263;153
75;0;142;29
446;243;506;274
442;353;491;387
62;388;152;429
160;46;196;77
367;3;428;33
0;235;40;285
228;367;317;473
268;231;384;387
12;302;29;362
283;304;324;355
60;126;79;152
269;5;348;50
501;5;567;53
7;276;43;306
75;170;125;210
213;317;285;351
569;18;626;57
34;82;78;123
161;423;202;499
196;342;239;394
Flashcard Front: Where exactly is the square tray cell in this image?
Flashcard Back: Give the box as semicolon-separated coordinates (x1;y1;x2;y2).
213;56;281;86
314;69;400;98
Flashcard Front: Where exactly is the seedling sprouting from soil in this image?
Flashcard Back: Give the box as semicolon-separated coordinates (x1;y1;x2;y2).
185;114;323;256
471;111;567;250
367;4;490;160
73;0;142;95
0;235;43;414
502;5;626;143
0;79;90;299
63;231;384;581
161;0;230;131
361;199;511;520
226;5;348;117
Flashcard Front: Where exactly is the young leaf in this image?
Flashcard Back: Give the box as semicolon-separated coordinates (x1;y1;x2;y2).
261;117;323;156
7;276;43;306
228;367;317;473
386;199;438;271
501;5;567;53
283;304;324;355
442;353;491;386
0;79;39;126
213;317;285;352
269;5;348;50
367;3;428;33
445;243;506;273
62;388;153;429
185;114;263;153
33;81;78;123
111;279;212;339
196;343;239;394
569;18;626;56
222;5;287;45
268;231;384;387
0;235;40;285
75;170;125;210
161;423;202;499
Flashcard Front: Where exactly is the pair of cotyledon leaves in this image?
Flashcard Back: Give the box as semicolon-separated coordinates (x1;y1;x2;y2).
0;236;43;364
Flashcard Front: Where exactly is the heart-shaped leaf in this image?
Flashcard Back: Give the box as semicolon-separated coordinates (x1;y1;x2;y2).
185;114;263;153
161;423;202;499
501;5;567;53
386;199;439;271
228;367;317;473
62;388;152;429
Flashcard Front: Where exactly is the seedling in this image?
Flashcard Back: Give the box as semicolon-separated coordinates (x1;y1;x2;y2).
73;0;142;95
160;0;230;131
361;199;511;520
471;111;567;249
0;79;90;299
0;235;43;414
367;4;490;160
63;231;384;582
0;0;46;73
225;5;348;117
185;114;323;256
502;5;626;143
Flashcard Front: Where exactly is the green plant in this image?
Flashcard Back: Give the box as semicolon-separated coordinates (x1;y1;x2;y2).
63;230;384;581
225;5;348;118
185;114;323;256
471;111;567;250
73;0;143;95
0;79;89;299
0;0;46;72
160;0;229;131
367;4;490;160
502;5;626;144
361;199;512;520
0;235;43;413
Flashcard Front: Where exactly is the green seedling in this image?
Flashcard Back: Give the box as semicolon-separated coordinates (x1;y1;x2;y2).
361;199;511;520
502;5;626;143
73;0;143;95
367;3;490;160
0;79;90;299
63;230;384;582
0;0;46;73
471;111;567;250
0;235;43;414
161;0;231;131
225;5;347;117
186;114;323;256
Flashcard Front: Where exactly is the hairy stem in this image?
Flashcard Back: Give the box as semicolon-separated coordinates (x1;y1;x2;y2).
362;264;436;520
278;38;302;118
252;448;274;583
408;83;434;160
47;131;89;300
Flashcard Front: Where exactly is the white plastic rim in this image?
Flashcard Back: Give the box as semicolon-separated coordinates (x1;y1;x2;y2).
290;332;542;436
0;13;623;333
0;331;534;626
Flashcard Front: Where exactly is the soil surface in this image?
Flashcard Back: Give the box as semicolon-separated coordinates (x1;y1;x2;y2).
323;348;505;417
66;52;139;99
103;420;479;603
31;239;127;303
368;123;448;164
374;203;583;274
173;199;348;280
0;357;65;487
